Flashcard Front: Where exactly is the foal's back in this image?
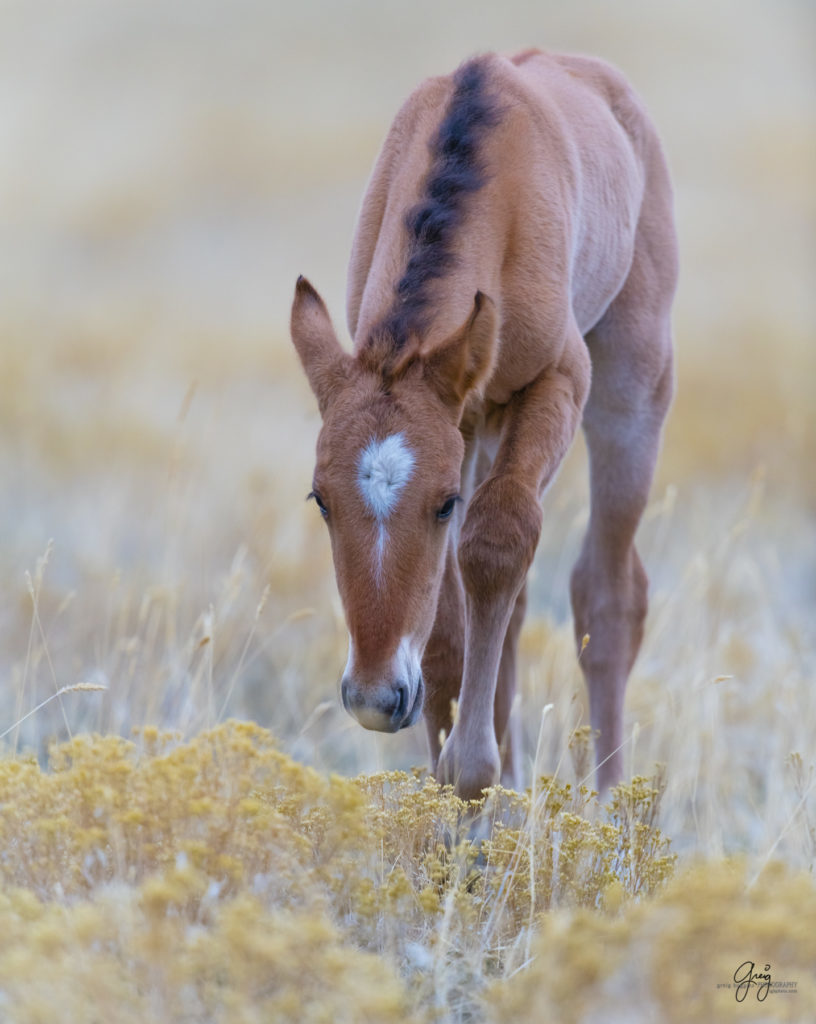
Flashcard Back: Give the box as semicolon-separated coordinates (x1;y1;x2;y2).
348;49;674;392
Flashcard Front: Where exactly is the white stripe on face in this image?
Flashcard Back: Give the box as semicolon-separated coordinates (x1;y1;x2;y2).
357;433;415;521
357;433;415;584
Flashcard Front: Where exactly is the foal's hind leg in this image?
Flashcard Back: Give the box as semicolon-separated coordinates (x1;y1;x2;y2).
570;315;673;792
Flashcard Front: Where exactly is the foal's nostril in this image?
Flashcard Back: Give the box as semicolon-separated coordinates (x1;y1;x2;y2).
391;681;409;725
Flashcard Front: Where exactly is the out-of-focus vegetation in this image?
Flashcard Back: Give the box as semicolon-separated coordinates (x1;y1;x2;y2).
0;0;814;1020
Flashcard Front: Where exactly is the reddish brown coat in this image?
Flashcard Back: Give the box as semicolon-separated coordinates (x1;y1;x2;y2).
291;50;677;797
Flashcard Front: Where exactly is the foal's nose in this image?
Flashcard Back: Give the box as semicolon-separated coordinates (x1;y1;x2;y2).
341;676;410;732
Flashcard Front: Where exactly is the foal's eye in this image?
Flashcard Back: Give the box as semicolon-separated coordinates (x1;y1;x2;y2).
307;491;329;520
436;496;460;522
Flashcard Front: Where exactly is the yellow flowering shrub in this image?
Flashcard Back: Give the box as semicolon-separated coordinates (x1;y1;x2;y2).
0;888;415;1024
484;859;816;1023
3;720;806;1023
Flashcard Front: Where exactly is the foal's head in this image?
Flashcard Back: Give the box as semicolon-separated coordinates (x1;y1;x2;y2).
290;277;495;732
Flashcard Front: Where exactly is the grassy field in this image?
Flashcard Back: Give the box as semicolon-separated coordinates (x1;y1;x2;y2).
1;0;814;1020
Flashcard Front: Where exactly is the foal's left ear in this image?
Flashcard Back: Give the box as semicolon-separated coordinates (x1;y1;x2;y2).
290;276;352;416
424;292;497;412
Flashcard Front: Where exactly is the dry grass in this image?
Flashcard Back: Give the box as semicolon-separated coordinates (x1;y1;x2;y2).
0;0;814;1020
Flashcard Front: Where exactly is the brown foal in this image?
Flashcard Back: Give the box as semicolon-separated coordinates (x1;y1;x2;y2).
290;50;677;798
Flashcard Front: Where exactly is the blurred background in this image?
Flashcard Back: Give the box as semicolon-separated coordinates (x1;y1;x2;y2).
1;0;813;860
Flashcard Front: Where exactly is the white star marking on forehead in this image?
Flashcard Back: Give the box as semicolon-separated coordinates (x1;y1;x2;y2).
357;433;415;521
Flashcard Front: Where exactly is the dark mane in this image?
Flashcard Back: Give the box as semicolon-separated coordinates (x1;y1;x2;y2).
375;57;502;351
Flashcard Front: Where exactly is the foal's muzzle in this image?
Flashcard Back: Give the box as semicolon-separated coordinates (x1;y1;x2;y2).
341;674;424;732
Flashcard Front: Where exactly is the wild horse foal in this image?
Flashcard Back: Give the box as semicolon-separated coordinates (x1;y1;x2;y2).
290;50;677;798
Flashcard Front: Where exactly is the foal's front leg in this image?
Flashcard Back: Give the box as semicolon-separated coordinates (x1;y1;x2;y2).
494;582;527;790
422;541;465;768
436;334;590;799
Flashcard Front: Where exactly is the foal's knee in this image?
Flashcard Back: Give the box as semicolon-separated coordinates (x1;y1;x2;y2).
458;476;542;602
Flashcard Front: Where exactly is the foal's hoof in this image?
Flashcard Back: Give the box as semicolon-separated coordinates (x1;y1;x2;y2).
436;731;501;802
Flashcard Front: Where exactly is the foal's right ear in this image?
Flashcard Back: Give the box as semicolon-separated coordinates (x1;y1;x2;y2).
290;277;351;415
423;291;497;414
